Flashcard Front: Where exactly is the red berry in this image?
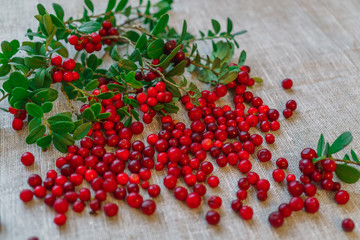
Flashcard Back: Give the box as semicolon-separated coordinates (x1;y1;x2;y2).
276;158;288;169
163;175;177;189
20;189;33;202
34;186;46;198
141;199;156;215
126;192;143;208
342;218;355;232
231;199;242;212
206;210;220;225
265;134;275;144
257;149;272;162
208;195;222;209
186;192;201;208
322;159;337;172
283;109;293;118
54;213;67;226
286;100;297;111
304;197;320;213
268;211;284;228
278;203;292;217
68;35;79;45
21;152;35;166
207;176;219;188
102;20;112;29
256;179;270;191
103;203;118;217
12;118;23;130
288;181;304;196
51;55;62;66
63;59;76;71
239;206;253;220
272;169;285;182
282;78;293;89
289;196;304;211
174;186;188;201
335;190;350;205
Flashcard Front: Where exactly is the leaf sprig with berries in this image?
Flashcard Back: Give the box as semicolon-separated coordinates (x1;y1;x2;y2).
0;0;261;153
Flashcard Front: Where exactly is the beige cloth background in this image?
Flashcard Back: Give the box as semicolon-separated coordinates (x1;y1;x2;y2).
1;0;360;239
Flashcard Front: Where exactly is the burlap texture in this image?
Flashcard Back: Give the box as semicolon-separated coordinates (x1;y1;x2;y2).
0;0;360;239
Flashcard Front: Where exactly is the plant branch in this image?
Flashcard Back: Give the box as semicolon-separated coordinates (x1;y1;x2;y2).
190;61;219;76
330;158;360;166
0;93;9;102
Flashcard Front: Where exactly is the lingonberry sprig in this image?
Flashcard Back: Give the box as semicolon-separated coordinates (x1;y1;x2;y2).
0;0;257;153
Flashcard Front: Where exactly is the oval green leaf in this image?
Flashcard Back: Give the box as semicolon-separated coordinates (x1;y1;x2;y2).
73;122;91;140
26;103;44;118
335;164;360;184
26;125;46;144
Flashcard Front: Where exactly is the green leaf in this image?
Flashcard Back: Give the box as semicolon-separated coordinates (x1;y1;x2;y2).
125;71;143;89
73;122;91;140
85;79;99;91
344;154;350;160
36;135;52;148
84;0;94;13
167;60;187;76
227;18;233;34
50;14;65;29
107;83;126;91
135;33;147;52
90;103;101;116
41;102;53;113
97;92;114;99
124;96;139;108
323;142;330;156
97;112;111;119
317;134;325;156
351;149;359;163
50;121;75;133
131;109;140;121
178;20;187;44
53;132;74;153
87;54;98;70
211;19;220;34
37;4;47;15
11;87;29;101
163;103;179;113
151;14;169;36
43;14;54;35
24;57;46;69
220;71;238;84
165;77;181;98
82;107;96;121
253;77;263;83
232;30;247;36
329;132;353;155
312;155;326;164
78;21;101;33
124;117;132;128
28;117;41;132
115;0;128;11
111;47;121;61
147;39;164;59
26;125;46;144
47;113;72;124
335;164;360;184
26;103;44;118
2;40;19;59
238;50;246;66
31;88;58;104
106;0;116;12
157;44;182;68
53;3;64;21
118;59;138;71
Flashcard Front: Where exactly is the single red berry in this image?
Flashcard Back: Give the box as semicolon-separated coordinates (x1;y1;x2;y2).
288;181;304;196
286;100;297;111
63;58;76;71
148;184;161;198
68;35;79;45
304;197;320;213
276;158;288;169
257;190;268;201
208;195;222;209
273;169;285;182
257;149;272;162
239;206;253;220
206;210;220;225
51;55;62;66
54;213;67;226
247;172;260;185
289;196;304;211
73;200;85;213
20;189;33;202
283;109;293;118
21;152;35;166
268;211;284;228
335;190;350;205
141;199;156;215
12;118;23;130
286;174;296;182
256;179;270;192
103;203;119;217
322;159;337;172
126;192;143;208
53;198;69;213
282;78;293;89
231;199;242;212
304;183;317;197
207;176;220;188
265;134;275;144
342;218;355;232
278;203;292;217
186;192;201;208
33;186;46;198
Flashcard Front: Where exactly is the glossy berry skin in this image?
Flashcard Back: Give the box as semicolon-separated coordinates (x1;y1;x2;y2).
289;197;304;211
148;184;161;198
335;190;350;205
268;211;284;228
288;181;304;196
207;176;220;188
141;199;156;215
282;78;293;89
276;158;288;169
239;206;253;220
51;55;62;66
174;186;188;201
256;179;270;192
272;169;285;182
257;149;272;162
278;203;292;217
126;192;143;208
208;195;222;209
53;198;69;213
206;210;220;225
304;197;320;213
103;203;119;217
21;152;35;166
286;100;297;111
54;213;66;226
283;109;293;118
186;192;201;208
342;218;355;232
20;189;33;202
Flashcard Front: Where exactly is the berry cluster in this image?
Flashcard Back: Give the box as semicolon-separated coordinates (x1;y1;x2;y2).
99;20;119;45
9;106;27;131
268;148;350;228
51;56;79;83
68;33;102;53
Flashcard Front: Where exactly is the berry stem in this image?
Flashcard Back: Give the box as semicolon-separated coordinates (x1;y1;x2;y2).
60;85;77;115
330;158;360;166
190;61;220;76
0;93;9;102
66;82;95;98
42;117;52;135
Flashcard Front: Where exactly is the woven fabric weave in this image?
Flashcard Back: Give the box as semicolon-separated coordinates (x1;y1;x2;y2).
0;0;360;239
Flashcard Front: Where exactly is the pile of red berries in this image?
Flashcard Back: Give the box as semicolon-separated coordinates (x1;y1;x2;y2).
98;20;119;45
68;33;102;53
9;106;27;130
51;56;79;83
